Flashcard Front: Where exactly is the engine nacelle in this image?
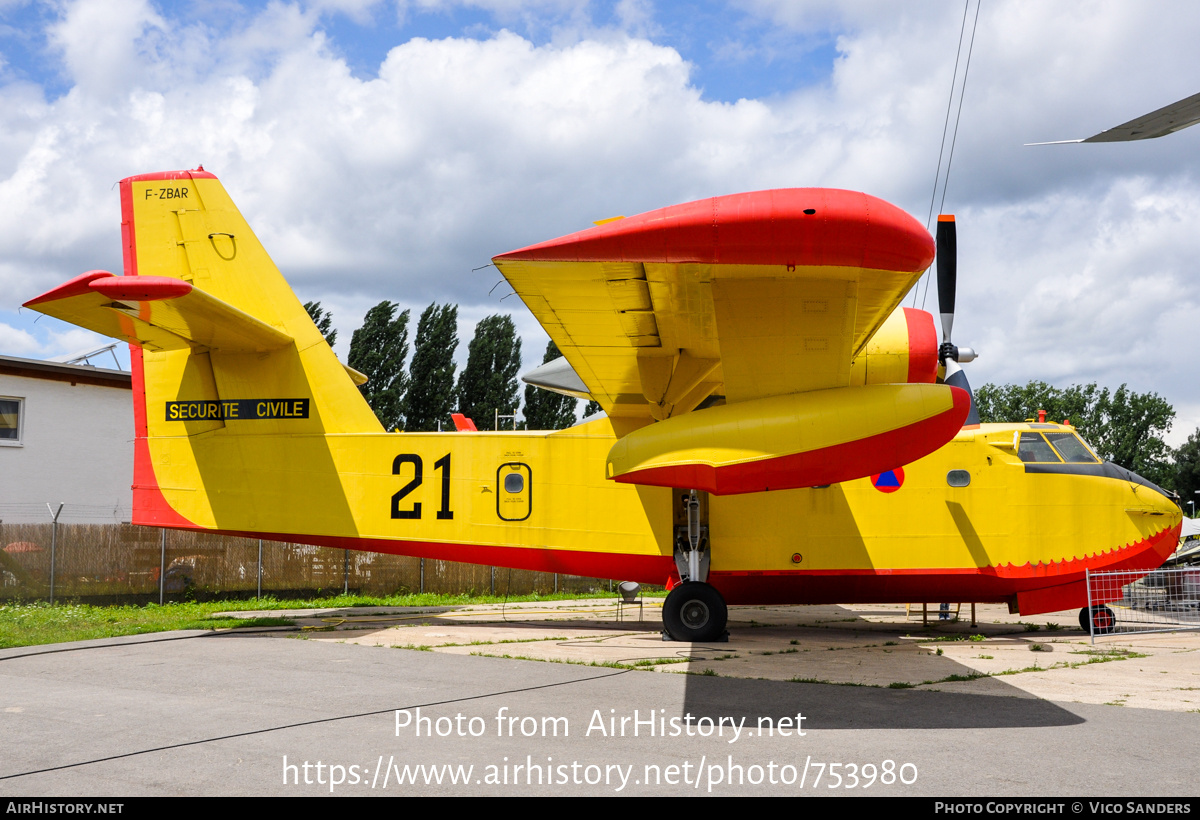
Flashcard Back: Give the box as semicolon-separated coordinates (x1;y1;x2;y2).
849;307;938;386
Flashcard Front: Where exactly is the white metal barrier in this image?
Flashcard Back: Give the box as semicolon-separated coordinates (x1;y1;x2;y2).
1084;567;1200;642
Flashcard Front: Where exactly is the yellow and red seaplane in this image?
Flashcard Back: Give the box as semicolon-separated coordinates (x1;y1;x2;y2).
24;169;1180;640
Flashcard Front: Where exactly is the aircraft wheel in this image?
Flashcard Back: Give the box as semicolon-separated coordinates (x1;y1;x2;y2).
1078;605;1116;635
663;583;727;642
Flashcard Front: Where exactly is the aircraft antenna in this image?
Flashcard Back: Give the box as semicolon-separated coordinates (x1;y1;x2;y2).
916;0;982;310
937;0;982;219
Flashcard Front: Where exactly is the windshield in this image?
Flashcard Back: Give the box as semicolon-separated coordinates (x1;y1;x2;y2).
1017;432;1060;463
1017;431;1102;464
1045;432;1101;463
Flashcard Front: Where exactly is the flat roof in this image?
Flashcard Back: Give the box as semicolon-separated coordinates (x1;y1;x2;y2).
0;354;131;389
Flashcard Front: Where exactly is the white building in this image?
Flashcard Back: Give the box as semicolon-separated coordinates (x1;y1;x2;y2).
0;355;133;524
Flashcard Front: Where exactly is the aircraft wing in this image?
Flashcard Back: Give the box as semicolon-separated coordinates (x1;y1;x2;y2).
493;188;936;420
1026;91;1200;144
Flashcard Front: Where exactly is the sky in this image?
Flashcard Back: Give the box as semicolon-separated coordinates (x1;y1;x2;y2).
2;0;1200;439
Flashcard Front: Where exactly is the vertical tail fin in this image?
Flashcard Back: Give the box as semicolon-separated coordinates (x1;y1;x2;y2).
26;168;380;527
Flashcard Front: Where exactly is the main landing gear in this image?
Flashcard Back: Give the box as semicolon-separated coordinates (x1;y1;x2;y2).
1079;604;1116;635
663;582;728;642
662;489;729;642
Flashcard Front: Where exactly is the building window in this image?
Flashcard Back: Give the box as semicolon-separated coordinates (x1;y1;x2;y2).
0;397;22;445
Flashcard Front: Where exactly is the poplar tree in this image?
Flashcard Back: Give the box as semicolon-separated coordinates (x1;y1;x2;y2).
303;301;337;347
347;301;409;431
401;303;459;431
456;314;522;430
522;340;579;430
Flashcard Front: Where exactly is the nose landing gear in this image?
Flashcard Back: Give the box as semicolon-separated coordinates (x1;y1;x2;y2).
1079;604;1116;635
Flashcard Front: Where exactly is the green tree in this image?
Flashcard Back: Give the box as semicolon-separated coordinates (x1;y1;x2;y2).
1097;385;1175;484
401;303;459;431
975;380;1174;484
974;380;1102;428
583;400;602;417
522;341;578;430
1172;430;1200;507
303;301;337;347
347;301;409;431
456;314;522;430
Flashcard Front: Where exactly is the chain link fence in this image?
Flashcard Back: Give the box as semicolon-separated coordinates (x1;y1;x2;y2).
1084;566;1200;640
0;512;613;603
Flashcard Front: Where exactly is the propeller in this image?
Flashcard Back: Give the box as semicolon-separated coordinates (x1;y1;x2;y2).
936;214;980;425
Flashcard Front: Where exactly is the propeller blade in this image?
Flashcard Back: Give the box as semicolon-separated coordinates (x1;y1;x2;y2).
936;214;957;343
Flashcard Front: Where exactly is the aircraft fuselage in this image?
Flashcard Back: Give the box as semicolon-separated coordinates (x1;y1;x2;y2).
143;406;1179;617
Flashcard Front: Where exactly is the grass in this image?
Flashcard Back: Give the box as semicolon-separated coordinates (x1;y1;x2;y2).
790;676;869;687
629;658;690;667
470;652;627;669
1068;648;1148;660
924;633;988;643
936;672;988;683
0;590;651;649
0;600;294;648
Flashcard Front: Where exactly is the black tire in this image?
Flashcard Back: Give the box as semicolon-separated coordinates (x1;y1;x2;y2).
663;583;728;642
1078;605;1116;635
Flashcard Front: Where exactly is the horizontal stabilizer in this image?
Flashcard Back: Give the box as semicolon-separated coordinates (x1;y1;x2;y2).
24;271;293;353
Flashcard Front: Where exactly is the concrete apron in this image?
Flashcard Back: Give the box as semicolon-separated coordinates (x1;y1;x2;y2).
218;600;1200;713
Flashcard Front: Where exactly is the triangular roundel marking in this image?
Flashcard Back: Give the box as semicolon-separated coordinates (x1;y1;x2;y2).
870;467;905;493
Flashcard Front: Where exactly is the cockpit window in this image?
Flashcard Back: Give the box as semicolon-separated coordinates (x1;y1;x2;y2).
1017;432;1061;463
1044;432;1101;464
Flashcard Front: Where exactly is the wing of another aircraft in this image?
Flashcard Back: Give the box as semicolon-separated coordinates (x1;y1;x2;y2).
493;188;935;420
494;188;970;495
1026;91;1200;144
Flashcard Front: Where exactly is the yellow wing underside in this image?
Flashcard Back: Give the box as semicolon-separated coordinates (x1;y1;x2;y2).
494;259;923;420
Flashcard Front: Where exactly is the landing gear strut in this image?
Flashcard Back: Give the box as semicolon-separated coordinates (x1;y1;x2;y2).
663;582;728;642
662;489;728;642
1079;604;1116;635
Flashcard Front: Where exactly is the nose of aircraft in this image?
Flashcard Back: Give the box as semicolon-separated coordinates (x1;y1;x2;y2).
1116;464;1183;561
1112;463;1180;512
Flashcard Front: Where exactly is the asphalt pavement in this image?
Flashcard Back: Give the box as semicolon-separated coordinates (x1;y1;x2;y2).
2;601;1197;796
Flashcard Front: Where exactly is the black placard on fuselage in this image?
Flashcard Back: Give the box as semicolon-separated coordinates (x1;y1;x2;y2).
166;399;310;421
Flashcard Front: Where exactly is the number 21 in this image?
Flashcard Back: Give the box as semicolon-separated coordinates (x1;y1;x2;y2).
391;453;453;520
